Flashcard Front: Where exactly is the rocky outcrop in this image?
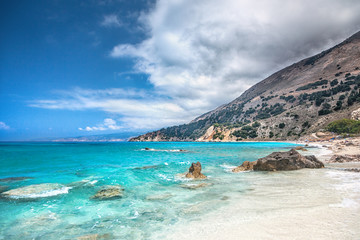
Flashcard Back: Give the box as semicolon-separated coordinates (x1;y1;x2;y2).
91;185;124;200
232;161;257;172
253;149;324;171
185;162;207;179
351;107;360;120
328;154;360;163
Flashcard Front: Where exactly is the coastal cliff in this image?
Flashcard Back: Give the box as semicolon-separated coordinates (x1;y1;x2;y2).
131;31;360;142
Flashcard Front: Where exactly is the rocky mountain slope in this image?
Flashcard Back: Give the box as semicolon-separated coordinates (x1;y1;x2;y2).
130;31;360;142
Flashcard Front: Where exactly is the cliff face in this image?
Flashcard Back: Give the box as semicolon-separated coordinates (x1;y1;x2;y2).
130;31;360;142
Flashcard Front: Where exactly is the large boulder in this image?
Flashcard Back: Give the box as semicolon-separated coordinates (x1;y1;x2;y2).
253;149;324;171
232;161;257;172
185;162;206;179
91;185;124;200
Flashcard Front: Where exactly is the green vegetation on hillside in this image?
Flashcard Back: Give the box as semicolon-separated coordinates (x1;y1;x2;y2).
232;125;258;139
296;80;328;91
326;119;360;134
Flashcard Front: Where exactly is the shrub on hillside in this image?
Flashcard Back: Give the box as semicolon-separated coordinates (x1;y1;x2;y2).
326;119;360;134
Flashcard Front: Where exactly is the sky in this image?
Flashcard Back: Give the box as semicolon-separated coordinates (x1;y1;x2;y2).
1;0;360;141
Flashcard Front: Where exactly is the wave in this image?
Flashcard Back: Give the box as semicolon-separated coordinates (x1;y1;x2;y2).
142;148;188;152
219;164;238;172
1;183;71;199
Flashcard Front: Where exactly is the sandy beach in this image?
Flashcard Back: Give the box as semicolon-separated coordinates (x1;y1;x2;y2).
151;138;360;240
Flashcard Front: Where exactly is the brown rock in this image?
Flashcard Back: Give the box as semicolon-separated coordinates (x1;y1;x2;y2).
232;161;257;172
253;149;324;171
91;185;124;200
185;162;206;179
328;154;360;163
294;146;308;151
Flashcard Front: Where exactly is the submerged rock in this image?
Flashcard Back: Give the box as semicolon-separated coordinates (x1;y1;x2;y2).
77;233;112;240
134;165;159;170
253;149;324;171
232;161;257;172
180;182;212;189
343;168;360;173
328;154;360;163
146;193;173;201
0;176;34;182
1;183;70;199
145;148;155;151
185;162;206;179
0;185;8;193
91;185;124;200
294;146;308;151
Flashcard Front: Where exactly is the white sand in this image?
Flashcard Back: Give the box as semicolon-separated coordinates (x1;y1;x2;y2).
151;140;360;240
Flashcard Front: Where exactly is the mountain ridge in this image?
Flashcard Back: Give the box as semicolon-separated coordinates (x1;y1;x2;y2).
130;31;360;142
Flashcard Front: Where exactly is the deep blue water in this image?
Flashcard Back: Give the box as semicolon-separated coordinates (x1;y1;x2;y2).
0;142;297;239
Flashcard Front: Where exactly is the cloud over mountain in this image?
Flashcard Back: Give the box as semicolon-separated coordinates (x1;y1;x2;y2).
32;0;360;131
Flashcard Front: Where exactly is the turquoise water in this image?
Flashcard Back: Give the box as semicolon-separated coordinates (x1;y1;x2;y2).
0;142;297;239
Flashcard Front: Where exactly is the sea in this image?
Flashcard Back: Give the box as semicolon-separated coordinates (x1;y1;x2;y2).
0;142;359;240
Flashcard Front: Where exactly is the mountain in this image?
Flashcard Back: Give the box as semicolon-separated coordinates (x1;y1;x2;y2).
130;31;360;142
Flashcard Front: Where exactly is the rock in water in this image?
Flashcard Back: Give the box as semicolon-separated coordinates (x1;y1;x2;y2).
185;162;206;179
0;185;8;193
1;183;70;199
91;185;124;200
232;161;257;172
294;146;308;151
253;149;324;171
180;182;212;189
0;176;34;182
328;154;360;163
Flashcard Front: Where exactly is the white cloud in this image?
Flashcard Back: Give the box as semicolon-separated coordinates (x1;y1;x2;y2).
101;14;122;27
0;122;10;130
31;0;360;131
79;118;123;131
111;0;360;109
30;87;192;130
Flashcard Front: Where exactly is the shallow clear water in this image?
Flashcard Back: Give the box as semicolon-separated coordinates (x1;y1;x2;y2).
0;142;358;239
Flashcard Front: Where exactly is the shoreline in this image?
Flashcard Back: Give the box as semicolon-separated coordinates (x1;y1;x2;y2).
151;137;360;240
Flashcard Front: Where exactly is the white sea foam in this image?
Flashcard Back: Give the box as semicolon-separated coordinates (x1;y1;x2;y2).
2;183;72;199
330;198;359;208
142;148;188;152
219;164;238;172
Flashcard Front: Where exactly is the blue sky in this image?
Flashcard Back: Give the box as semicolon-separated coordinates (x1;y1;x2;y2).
1;0;360;141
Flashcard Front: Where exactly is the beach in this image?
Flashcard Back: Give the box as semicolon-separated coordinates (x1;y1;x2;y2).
152;138;360;240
